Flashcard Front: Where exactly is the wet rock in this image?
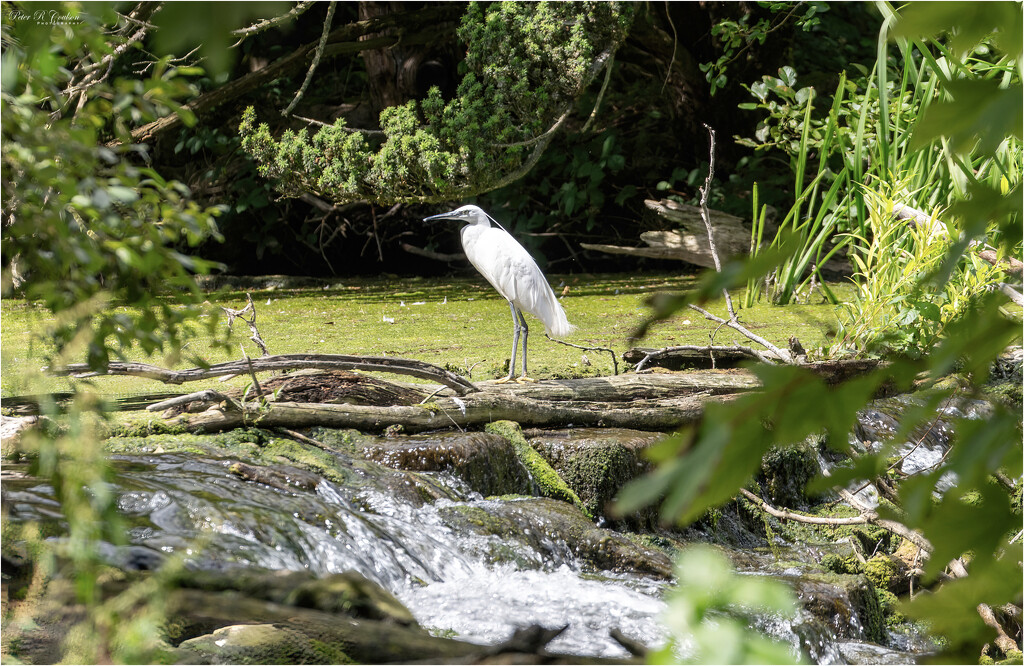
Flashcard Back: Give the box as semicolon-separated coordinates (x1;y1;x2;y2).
838;640;917;664
169;599;479;664
789;572;886;645
438;497;673;578
526;428;660;528
229;461;321;492
756;439;822;509
486;421;590;517
360;431;533;497
178;624;346;664
285;571;417;625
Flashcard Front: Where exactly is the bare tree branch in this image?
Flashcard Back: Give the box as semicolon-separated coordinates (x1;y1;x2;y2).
231;1;316;47
282;1;336;117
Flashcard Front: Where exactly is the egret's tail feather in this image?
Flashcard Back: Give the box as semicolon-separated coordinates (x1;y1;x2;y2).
543;301;575;338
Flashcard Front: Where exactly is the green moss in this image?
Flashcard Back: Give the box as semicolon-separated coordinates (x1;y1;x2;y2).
758;442;820;507
820;553;862;575
485;421;591;518
875;588;905;626
863;554;901;592
308;640;355;665
555;443;638;518
985;381;1023;408
2;275;853;402
436;504;513;536
256;437;356;485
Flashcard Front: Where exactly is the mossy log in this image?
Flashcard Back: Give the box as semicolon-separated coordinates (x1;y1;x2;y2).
180;391;740;434
168;365;888;432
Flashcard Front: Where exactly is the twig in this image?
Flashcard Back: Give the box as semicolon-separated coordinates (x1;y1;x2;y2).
272;426;334;452
145;389;235;412
697;124;736;319
638;125;794;366
739;489;870;525
847;390;959;498
634;344;774;371
836;485;932;553
579;55;614;134
545;334;618;375
222;293;269;356
231;1;316;47
978;603;1020;654
50;353;480;395
688;304;793;363
292;114;384;135
660;1;678;95
241;346;264;398
282;1;336;117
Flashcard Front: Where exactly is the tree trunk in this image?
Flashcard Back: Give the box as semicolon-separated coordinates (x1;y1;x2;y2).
358;1;436;116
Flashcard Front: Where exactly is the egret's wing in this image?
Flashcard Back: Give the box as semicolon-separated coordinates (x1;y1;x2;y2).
463;226;574;337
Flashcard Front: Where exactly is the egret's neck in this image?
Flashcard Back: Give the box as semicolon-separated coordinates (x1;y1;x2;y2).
465;212;492;228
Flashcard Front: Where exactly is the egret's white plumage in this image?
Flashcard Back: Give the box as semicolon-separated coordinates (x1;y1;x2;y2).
424;204;574;382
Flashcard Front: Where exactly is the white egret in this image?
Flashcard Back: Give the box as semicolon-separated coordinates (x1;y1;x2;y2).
424;205;574;383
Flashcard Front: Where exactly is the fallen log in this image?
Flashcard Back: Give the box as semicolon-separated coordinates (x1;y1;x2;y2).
470;371;760;400
49;354;478;395
580;199;749;270
179;391;739;434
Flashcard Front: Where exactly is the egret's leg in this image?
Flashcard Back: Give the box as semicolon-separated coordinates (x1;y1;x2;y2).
516;309;536;383
494;301;520;384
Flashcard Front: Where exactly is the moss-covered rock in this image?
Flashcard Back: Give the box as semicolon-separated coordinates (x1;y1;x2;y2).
793;572;886;645
863;553;909;594
875;588;905;627
285;572;416;626
178;623;352;665
485;421;591;517
756;440;821;509
820;553;862;576
527;428;659;528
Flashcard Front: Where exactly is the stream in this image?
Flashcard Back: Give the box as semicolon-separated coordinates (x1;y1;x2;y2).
1;398;958;664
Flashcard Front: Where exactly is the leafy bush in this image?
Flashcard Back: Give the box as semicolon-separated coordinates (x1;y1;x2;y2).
239;2;634;205
1;4;224;369
836;186;1005;356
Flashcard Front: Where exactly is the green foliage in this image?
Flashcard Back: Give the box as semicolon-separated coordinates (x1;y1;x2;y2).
239;2;634;204
1;3;225;369
736;10;1022;306
701;3;829;96
651;546;802;664
836;186;1006;356
151;2;290;78
624;2;1023;661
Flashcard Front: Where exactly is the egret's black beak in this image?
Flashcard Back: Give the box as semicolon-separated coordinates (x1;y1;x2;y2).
423;211;459;223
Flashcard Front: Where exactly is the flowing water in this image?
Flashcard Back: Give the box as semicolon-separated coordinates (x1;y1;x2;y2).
3;399;956;663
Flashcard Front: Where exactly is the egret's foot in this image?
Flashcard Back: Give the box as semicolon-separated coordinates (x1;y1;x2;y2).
494;376;515;384
516;375;537;384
